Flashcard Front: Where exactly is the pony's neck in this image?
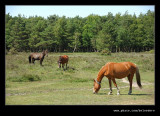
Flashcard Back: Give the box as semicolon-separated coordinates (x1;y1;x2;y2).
42;51;46;56
96;66;105;83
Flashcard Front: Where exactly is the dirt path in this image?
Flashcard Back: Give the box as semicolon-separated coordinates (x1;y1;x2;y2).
6;78;154;97
121;78;137;87
121;78;153;87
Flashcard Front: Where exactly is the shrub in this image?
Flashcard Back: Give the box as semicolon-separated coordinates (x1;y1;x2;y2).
9;47;18;55
149;49;154;54
9;74;41;82
24;74;41;82
100;49;111;55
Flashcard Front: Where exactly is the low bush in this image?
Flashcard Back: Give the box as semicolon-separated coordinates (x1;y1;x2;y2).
8;47;18;55
100;49;111;55
149;49;154;54
8;74;41;82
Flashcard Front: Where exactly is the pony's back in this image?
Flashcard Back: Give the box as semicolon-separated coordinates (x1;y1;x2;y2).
61;55;69;64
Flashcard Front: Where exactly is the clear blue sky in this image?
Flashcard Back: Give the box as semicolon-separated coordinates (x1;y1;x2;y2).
6;5;154;18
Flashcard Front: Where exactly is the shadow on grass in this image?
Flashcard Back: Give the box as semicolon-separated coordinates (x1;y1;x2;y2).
97;93;152;96
121;93;153;96
97;93;107;95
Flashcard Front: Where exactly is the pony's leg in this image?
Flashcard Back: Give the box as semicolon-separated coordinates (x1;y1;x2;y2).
62;64;65;71
66;63;68;70
32;59;35;64
59;63;61;68
108;78;112;95
40;59;43;66
127;74;134;95
112;78;120;95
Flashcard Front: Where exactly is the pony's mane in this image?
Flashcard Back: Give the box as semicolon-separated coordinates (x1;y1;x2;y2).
97;66;105;78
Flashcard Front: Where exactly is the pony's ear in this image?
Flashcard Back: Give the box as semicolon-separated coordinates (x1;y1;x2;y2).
93;79;95;82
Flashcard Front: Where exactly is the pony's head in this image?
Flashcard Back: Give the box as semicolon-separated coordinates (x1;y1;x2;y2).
93;79;101;94
42;50;48;57
45;50;48;57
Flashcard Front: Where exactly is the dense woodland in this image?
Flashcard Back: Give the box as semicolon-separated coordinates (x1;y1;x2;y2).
5;10;154;52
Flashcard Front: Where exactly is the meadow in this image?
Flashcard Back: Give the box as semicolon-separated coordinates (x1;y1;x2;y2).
5;52;154;105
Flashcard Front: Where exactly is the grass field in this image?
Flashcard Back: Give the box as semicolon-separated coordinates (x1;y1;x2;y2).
5;52;155;105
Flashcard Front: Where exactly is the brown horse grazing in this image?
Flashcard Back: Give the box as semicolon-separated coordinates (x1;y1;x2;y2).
58;55;69;70
93;62;142;95
29;50;48;66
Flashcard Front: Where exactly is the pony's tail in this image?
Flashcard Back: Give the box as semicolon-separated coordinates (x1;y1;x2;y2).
29;55;31;63
136;66;142;89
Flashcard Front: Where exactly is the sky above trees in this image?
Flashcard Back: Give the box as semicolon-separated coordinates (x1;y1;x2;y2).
6;5;154;18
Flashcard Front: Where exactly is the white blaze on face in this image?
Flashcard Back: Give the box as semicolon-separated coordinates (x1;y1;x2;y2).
93;88;97;94
93;88;95;93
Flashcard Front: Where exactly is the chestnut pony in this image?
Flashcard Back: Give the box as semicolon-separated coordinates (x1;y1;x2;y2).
58;55;69;70
93;62;142;95
29;50;48;66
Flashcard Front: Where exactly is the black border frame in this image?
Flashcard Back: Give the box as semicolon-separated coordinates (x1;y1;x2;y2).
1;0;160;113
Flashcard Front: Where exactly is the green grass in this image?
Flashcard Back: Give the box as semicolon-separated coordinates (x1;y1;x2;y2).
5;52;154;105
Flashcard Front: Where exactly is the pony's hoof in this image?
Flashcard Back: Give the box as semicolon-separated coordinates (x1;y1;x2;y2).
108;92;112;95
117;93;120;95
128;93;132;95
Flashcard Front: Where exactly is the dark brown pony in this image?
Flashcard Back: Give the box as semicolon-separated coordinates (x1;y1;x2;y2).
29;50;48;66
93;62;142;95
58;55;69;70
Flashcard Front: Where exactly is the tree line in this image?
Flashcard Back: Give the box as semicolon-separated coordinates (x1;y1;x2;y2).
5;10;154;52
